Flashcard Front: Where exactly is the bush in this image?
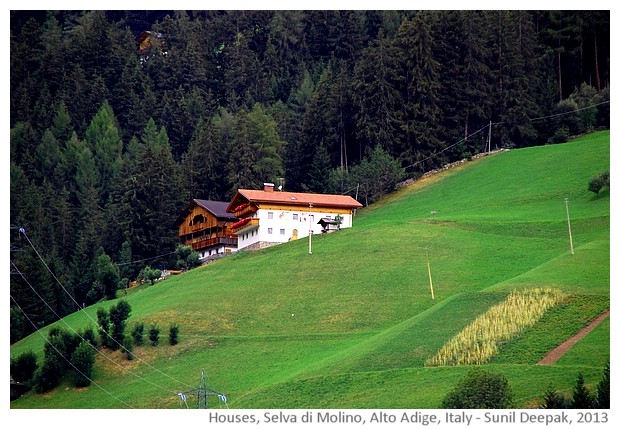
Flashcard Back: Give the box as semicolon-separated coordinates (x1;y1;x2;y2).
109;300;132;350
97;307;112;348
139;265;162;285
541;384;569;409
10;351;38;384
148;323;160;346
36;332;67;393
132;322;145;346
588;171;609;195
551;126;570;144
441;368;514;409
123;337;134;361
81;325;98;348
595;363;610;408
70;341;95;388
571;372;594;409
169;323;180;345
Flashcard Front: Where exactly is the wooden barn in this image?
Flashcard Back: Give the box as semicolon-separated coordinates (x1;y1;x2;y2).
174;199;238;261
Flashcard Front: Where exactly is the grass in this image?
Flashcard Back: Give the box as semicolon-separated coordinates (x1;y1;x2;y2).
10;131;610;409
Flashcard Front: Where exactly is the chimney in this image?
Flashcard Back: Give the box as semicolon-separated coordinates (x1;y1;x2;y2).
263;182;275;192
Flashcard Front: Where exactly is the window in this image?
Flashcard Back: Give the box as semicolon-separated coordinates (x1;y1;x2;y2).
280;229;285;235
268;212;274;219
268;228;273;234
293;213;298;221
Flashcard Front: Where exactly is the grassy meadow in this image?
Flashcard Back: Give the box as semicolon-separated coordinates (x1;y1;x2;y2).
10;131;610;409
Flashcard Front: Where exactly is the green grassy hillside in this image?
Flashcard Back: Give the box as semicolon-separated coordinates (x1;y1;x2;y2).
11;131;610;409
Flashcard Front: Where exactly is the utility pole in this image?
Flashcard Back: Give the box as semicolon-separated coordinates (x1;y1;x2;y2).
424;247;435;300
308;203;313;255
487;121;492;153
564;197;575;255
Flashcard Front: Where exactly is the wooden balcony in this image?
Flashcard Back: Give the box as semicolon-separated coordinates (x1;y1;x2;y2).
230;218;259;234
233;203;258;218
185;236;238;251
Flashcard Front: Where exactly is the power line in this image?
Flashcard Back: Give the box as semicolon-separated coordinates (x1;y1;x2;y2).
116;251;177;266
16;228;195;392
11;261;186;398
403;99;610;172
404;123;491;171
10;294;134;409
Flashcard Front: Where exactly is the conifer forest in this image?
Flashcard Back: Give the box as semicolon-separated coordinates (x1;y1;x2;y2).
10;11;610;342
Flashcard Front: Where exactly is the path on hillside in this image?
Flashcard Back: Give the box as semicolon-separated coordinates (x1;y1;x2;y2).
536;310;610;365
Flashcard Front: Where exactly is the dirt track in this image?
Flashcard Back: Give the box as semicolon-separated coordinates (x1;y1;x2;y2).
536;310;610;365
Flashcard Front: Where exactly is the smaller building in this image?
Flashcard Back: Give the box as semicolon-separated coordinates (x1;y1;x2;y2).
174;199;238;261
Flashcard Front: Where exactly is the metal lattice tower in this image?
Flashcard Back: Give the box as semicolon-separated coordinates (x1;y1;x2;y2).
183;369;227;409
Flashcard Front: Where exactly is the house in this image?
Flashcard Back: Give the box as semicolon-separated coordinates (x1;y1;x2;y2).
137;31;165;55
226;183;363;251
174;199;238;261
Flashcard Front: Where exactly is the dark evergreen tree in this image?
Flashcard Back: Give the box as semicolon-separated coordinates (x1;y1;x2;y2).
132;322;145;346
595;363;610;409
149;322;160;346
10;350;38;384
441;368;514;409
307;144;333;194
181;117;226;200
541;384;569;409
70;341;95;387
109;300;132;350
571;372;594;409
394;13;443;172
96;307;112;349
352;31;402;158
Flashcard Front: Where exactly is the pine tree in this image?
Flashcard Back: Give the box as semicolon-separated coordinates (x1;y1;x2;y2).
353;31;402;158
70;341;95;387
595;363;610;408
395;13;443;171
307;144;333;193
571;373;594;409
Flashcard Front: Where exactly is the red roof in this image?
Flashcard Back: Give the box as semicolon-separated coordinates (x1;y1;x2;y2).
227;189;362;213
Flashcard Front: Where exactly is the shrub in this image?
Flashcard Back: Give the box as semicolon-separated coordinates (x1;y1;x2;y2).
552;126;570;144
109;300;132;350
169;323;180;345
588;171;609;195
123;337;134;361
70;341;95;388
10;351;38;384
97;307;112;348
595;363;610;408
148;323;160;346
132;322;145;346
571;372;594;409
36;332;67;393
441;368;514;409
81;325;98;348
541;384;569;409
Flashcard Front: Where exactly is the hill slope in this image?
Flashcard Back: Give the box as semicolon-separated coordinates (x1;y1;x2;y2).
11;131;610;409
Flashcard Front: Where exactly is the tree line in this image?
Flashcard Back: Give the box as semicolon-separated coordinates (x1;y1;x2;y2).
10;11;610;341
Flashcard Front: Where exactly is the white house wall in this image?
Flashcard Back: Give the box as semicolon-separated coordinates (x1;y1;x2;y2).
235;208;354;250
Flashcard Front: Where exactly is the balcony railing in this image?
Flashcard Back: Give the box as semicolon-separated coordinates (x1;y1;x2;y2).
185;236;238;251
230;218;259;234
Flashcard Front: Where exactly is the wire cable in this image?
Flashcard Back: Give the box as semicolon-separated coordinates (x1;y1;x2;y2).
116;251;177;266
11;261;187;397
17;229;195;391
10;294;134;409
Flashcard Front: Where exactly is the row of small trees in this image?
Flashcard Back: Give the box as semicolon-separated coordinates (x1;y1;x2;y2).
441;365;610;409
10;299;181;395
